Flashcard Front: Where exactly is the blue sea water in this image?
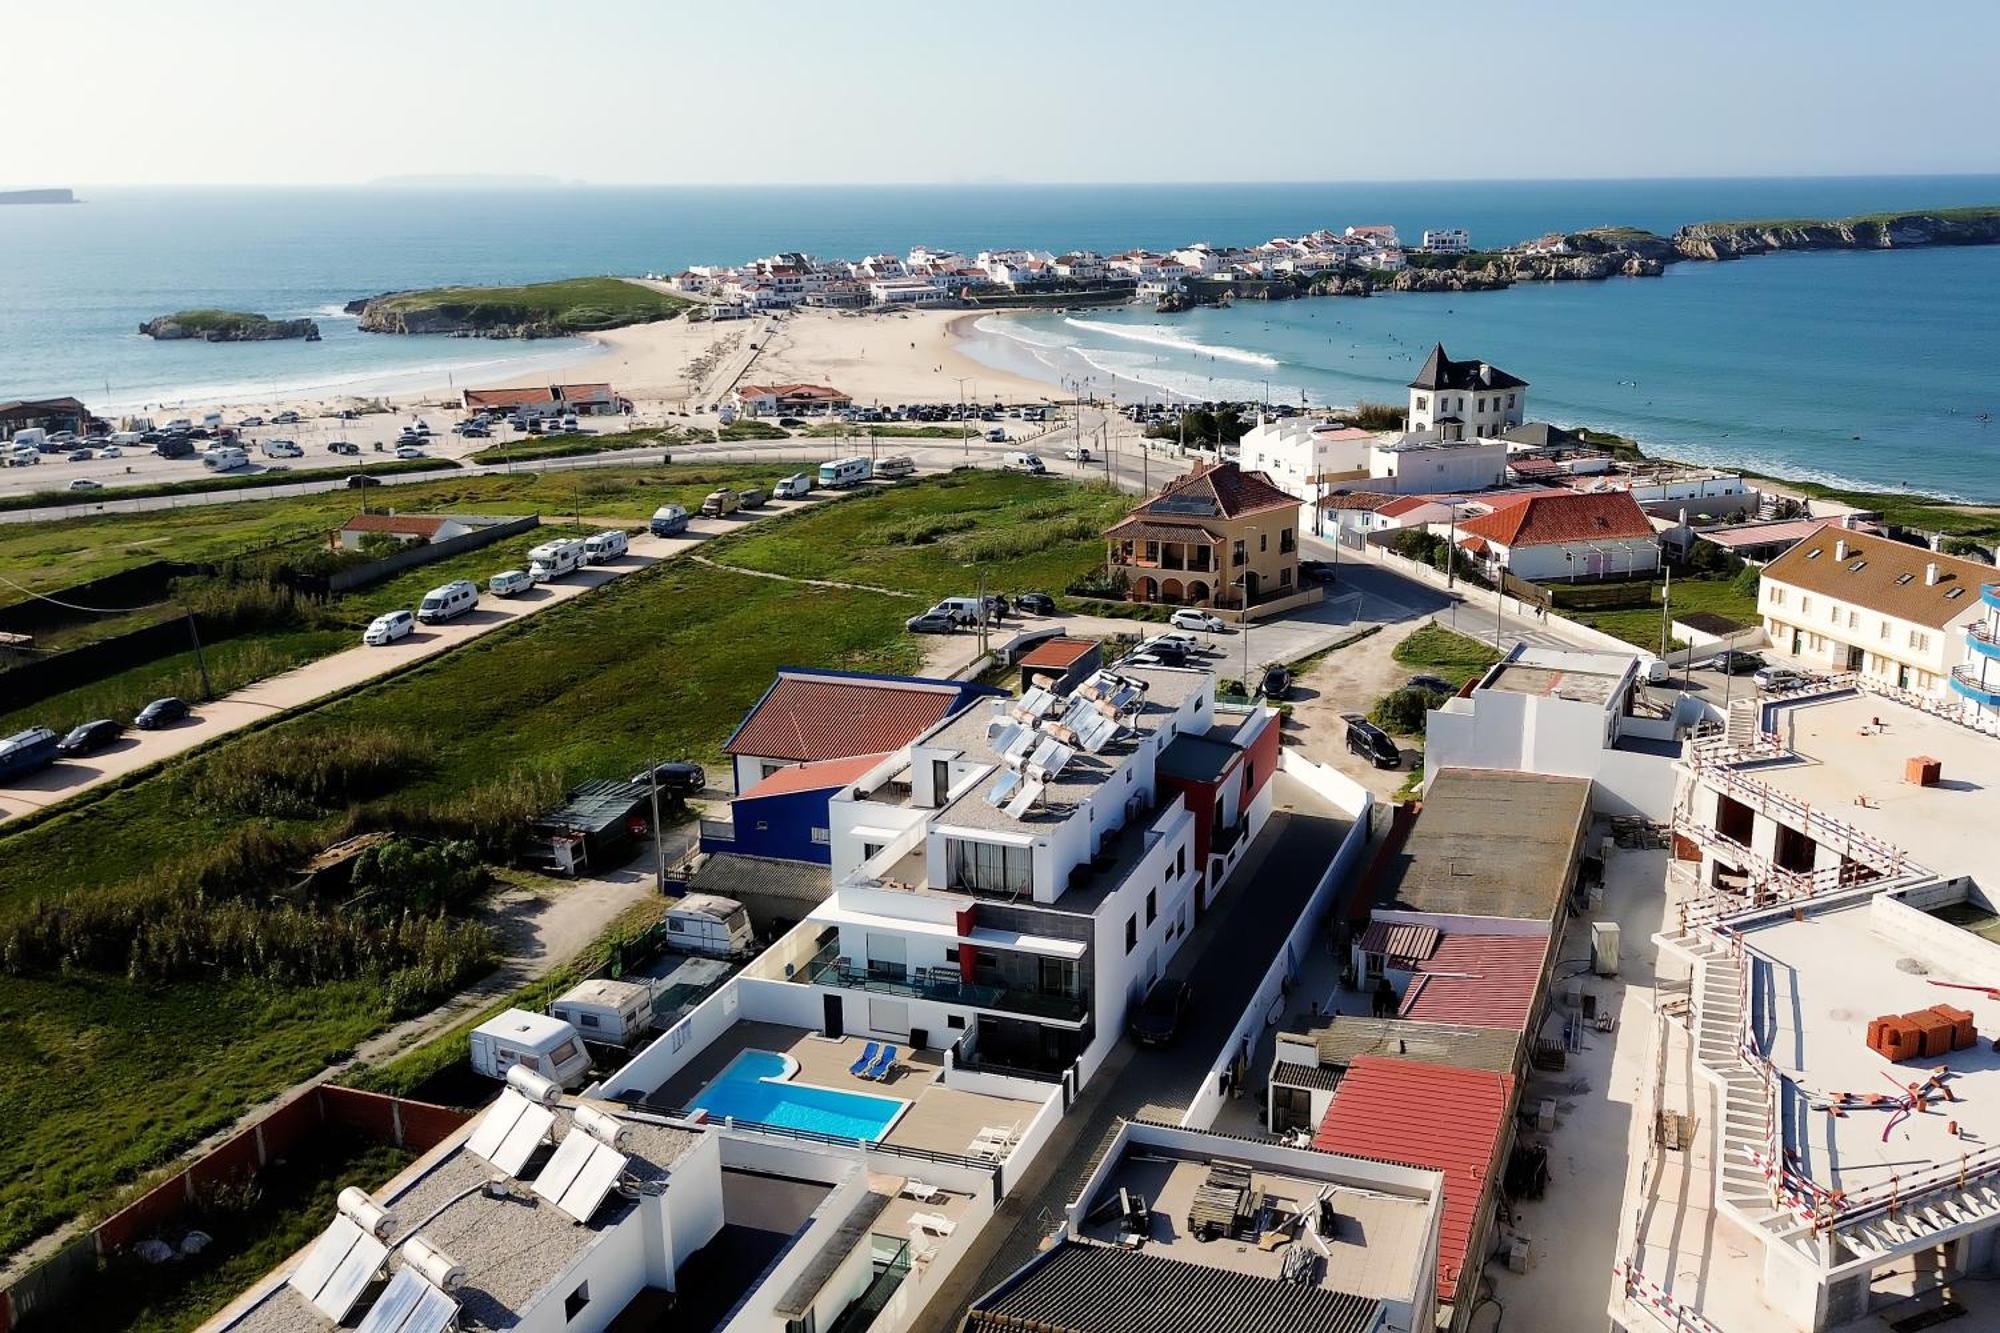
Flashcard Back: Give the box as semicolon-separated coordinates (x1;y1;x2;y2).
3;177;1997;495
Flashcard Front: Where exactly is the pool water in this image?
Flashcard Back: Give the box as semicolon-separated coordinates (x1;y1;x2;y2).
690;1049;908;1141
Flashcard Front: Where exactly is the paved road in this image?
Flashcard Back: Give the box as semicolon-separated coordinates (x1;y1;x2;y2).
911;772;1360;1329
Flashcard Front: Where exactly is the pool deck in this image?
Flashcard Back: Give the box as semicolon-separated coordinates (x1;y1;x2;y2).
641;1020;1050;1161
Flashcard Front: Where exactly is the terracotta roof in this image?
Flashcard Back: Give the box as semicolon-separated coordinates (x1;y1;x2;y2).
736;383;850;401
1374;495;1438;520
1016;637;1100;670
462;386;556;408
1506;456;1560;477
555;382;614;400
1314;1057;1515;1306
724;671;965;763
1458;535;1490;557
1104;515;1227;545
1356;920;1440;968
1760;522;1993;630
339;513;452;537
1318;490;1402;513
737;752;890;800
1129;461;1301;523
1455;490;1655;549
1398;933;1548;1030
1409;343;1528;392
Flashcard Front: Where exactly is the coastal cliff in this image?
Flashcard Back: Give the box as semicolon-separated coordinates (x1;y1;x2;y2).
1673;207;2000;259
350;277;689;338
140;310;320;341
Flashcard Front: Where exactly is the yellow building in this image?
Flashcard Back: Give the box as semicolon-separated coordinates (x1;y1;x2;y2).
1105;462;1304;610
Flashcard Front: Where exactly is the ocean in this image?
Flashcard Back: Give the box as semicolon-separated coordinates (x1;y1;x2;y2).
3;177;1998;496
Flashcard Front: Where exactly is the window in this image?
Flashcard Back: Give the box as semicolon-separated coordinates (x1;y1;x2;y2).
1233;539;1247;566
1144;540;1159;562
1258;533;1268;553
1416;395;1428;411
946;838;1034;896
862;842;884;862
944;946;959;963
1800;596;1813;614
1507;393;1516;408
1847;611;1858;629
1769;587;1785;605
1909;630;1930;651
1146;889;1157;924
566;1282;591;1321
1880;620;1891;640
1279;568;1293;588
576;1012;600;1029
1476;397;1486;413
1125;914;1137;953
1177;847;1186;878
947;1014;966;1030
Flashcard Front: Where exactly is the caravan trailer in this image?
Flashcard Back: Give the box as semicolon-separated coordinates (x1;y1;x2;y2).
526;538;586;583
665;893;755;958
817;456;872;489
551;978;657;1047
468;1008;592;1087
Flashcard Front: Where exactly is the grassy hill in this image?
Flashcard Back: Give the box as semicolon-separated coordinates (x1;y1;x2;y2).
356;278;688;336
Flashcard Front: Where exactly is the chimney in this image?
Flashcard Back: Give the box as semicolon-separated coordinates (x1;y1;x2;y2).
1834;539;1848;561
1926;562;1940;587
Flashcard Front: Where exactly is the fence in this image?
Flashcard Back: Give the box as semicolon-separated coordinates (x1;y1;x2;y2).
0;613;212;711
325;514;540;593
0;560;210;635
0;1085;464;1332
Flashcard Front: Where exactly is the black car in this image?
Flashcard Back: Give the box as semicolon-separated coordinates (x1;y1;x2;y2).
134;697;189;730
982;594;1011;620
347;473;382;488
1406;673;1455;696
631;761;706;799
1261;663;1292;700
1129;979;1193;1047
1013;592;1056;615
56;718;123;756
1299;559;1336;584
1712;649;1765;675
1344;715;1402;769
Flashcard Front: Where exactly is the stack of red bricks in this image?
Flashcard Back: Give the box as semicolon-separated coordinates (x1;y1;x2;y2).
1868;1004;1977;1062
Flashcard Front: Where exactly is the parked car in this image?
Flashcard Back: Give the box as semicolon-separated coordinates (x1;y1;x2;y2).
1013;592;1056;615
347;473;382;488
363;610;416;645
1131;637;1190;666
0;727;61;782
1169;609;1225;634
1261;663;1292;700
874;456;917;479
1299;559;1336;584
905;611;957;634
982;594;1011;620
776;416;807;429
1711;649;1765;675
1754;665;1808;692
328;440;361;455
272;410;301;425
1344;714;1401;769
630;761;706;799
416;580;480;625
394;444;426;460
1405;673;1455;695
459;424;491;438
56;718;123;756
1129;979;1193;1047
237;415;266;428
487;569;532;598
67;478;103;491
738;487;769;510
649;504;691;537
134;697;190;730
98;445;123;459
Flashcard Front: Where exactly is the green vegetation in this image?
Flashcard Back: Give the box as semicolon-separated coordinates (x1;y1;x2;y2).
1690;205;2000;233
360;277;687;335
143;309;314;340
1391;624;1501;686
466;426;712;465
1342;401;1406;431
1145;405;1251;447
44;1129;414;1333
0;457;459;515
1565;574;1762;652
1370;686;1446;735
1737;473;2000;540
717;418;792;442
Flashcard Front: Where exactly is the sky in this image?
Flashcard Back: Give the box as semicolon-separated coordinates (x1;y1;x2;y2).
11;0;2000;187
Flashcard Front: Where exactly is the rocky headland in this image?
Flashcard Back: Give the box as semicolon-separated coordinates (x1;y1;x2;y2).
140;310;320;341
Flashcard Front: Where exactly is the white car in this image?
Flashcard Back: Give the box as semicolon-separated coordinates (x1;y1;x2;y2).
238;415;266;428
362;610;415;645
1169;609;1226;633
98;444;122;458
394;444;426;460
68;478;104;491
272;411;301;425
487;569;532;597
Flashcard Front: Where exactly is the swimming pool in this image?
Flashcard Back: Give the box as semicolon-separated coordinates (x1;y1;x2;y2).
690;1049;910;1142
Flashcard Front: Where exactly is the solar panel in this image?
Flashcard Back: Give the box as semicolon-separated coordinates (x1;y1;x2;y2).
317;1233;389;1323
1073;709;1121;753
532;1129;596;1207
403;1286;460;1333
986;769;1023;807
356;1267;425;1333
987;720;1028;754
549;1141;629;1222
488;1101;555;1176
1004;778;1044;820
1028;738;1074;780
465;1088;529;1161
1015;686;1059;718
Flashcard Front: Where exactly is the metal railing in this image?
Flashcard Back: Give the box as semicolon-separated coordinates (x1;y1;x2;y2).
803;942;1087;1022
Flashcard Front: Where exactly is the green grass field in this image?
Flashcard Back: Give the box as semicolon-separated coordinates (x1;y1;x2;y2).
1567;575;1761;652
0;473;1126;1258
365;277;688;332
1392;623;1502;685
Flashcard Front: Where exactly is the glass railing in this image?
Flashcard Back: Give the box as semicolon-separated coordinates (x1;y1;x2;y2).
802;942;1086;1021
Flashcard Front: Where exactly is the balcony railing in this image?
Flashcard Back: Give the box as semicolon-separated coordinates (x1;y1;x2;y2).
802;942;1086;1022
1983;582;2000;612
1969;620;2000;662
1950;664;2000;708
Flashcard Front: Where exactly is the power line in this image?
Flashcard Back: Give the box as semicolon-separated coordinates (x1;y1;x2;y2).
0;573;172;617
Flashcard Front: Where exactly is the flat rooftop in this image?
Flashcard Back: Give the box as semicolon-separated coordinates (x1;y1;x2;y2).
1484;662;1623;706
1286;1016;1520;1077
1376;769;1591;923
1746;904;2000;1203
1749;692;1999;881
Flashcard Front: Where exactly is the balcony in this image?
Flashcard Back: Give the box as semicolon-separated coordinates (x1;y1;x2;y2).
1950;665;2000;709
1983;582;2000;612
1970;620;2000;662
802;942;1087;1023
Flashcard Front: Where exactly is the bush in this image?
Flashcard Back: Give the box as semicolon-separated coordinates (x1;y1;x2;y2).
880;513;978;546
1731;563;1763;598
949;516;1099;563
347;838;487;914
1345;401;1406;431
1943;536;1995;563
193;727;432;818
1371;686;1446;734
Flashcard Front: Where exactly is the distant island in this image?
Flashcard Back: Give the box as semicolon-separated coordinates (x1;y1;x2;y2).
140;310;321;342
0;188;77;206
348;277;689;338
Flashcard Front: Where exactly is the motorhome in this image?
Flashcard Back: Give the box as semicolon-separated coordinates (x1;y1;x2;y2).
202;446;249;472
467;1009;592;1087
526;538;586;583
416;579;479;625
817;455;872;488
582;529;629;563
649;503;691;536
550;978;657;1047
260;439;303;458
875;455;916;479
665;893;755;958
700;487;740;517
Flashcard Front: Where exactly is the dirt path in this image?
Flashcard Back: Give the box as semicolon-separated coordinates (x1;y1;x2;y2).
1286;617;1425;801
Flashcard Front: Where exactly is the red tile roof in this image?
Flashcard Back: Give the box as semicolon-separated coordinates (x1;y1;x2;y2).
738;752;890;800
1357;920;1440;968
1131;462;1301;523
1455;491;1654;549
1016;637;1100;670
462;386;556;409
1374;495;1437;520
339;514;452;537
1398;933;1547;1030
724;673;962;763
1314;1056;1515;1306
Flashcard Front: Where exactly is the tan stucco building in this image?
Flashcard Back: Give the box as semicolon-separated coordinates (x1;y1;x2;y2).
1105;462;1304;610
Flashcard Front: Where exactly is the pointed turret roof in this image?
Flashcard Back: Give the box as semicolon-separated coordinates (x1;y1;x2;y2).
1408;344;1527;393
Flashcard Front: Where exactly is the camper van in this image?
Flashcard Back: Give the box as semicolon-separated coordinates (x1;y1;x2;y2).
1004;452;1047;475
927;596;986;627
817;456;872;489
260;439;303;458
582;529;629;564
772;473;813;500
488;569;532;598
551;978;657;1047
468;1008;592;1087
649;503;691;536
9;428;47;452
526;538;586;583
416;579;479;625
874;455;916;479
0;727;60;783
202;446;249;472
700;488;740;518
665;893;755;958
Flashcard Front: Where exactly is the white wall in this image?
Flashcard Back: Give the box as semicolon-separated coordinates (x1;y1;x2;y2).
1080;799;1201;1085
1503;537;1660;583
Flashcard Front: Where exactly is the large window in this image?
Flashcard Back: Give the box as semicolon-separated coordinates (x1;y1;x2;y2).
946;838;1034;896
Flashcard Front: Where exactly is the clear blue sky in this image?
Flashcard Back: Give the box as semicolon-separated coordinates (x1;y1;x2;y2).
17;0;2000;186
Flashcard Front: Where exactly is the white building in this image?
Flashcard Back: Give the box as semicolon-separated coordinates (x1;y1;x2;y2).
1367;431;1509;496
869;277;947;306
1407;344;1528;438
1345;224;1401;248
1420;228;1471;254
1449;490;1660;583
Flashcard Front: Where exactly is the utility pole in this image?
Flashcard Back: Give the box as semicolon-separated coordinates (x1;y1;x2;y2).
181;596;214;701
1659;562;1673;659
647;761;666;894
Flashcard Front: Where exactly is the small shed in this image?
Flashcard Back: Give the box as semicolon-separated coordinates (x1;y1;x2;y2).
1015;636;1103;694
525;778;651;876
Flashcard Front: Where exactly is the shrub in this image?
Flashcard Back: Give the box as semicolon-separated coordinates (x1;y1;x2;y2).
347;838;487;914
880;514;978;546
1731;563;1763;598
193;727;432;818
1371;687;1446;734
949;516;1099;564
1345;401;1406;431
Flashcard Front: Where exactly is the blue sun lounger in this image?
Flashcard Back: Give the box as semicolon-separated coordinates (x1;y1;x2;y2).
866;1044;898;1080
849;1041;881;1077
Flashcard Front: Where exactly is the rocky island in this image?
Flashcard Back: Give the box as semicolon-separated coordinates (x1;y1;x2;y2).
348;277;688;338
1671;206;2000;259
140;309;321;341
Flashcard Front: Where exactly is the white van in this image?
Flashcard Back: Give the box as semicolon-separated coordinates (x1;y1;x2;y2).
582;530;629;564
551;978;656;1047
417;579;479;625
666;893;756;958
362;609;415;645
468;1009;592;1087
11;428;48;451
260;439;303;459
527;538;586;583
817;456;873;489
488;569;532;597
773;473;814;499
202;446;249;472
929;596;985;627
1004;452;1047;475
109;430;143;447
875;455;916;479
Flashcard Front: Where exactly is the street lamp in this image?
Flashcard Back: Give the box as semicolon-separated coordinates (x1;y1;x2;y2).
952;375;974;455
